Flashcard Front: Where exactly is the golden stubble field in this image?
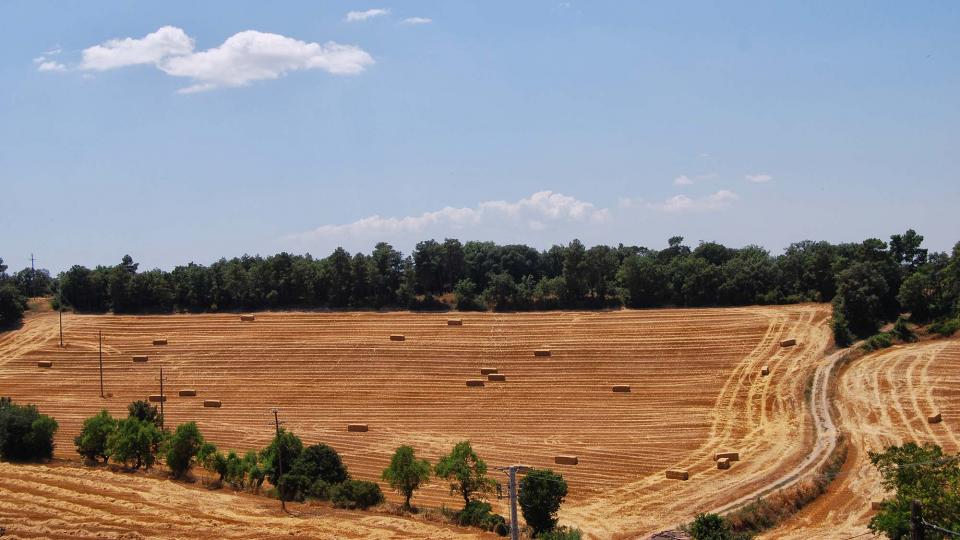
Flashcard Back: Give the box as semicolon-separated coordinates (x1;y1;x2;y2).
0;304;832;538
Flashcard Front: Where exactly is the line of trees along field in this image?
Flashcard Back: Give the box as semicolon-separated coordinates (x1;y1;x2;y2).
2;230;960;343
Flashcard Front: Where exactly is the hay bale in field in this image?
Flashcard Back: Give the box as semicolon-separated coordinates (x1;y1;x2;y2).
480;367;498;375
240;315;255;322
466;379;485;387
37;360;53;368
713;452;740;462
929;412;943;424
148;394;167;403
554;455;578;465
780;338;796;347
203;400;222;408
612;385;631;393
761;365;770;376
347;424;368;432
717;457;731;470
178;389;197;397
447;319;463;326
153;339;167;346
132;355;148;363
390;334;405;341
534;349;551;357
488;374;506;382
665;469;689;481
871;500;883;511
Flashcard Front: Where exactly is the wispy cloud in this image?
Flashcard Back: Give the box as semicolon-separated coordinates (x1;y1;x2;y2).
289;191;610;242
672;172;716;186
745;173;773;183
67;26;373;93
401;17;433;25
36;60;66;72
650;190;739;212
345;8;390;22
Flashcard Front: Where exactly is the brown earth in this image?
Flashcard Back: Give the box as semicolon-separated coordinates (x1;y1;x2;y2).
0;304;831;538
768;338;960;539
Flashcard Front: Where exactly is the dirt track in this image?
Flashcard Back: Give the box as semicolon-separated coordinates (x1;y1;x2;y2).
769;339;960;539
0;305;831;538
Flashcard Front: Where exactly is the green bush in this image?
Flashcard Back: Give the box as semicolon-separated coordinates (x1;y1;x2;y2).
74;410;116;463
537;527;583;540
456;500;506;532
891;317;917;343
0;397;58;461
307;478;333;500
929;318;960;337
831;309;854;347
277;473;310;503
0;284;27;327
289;443;349;485
106;416;164;470
331;479;385;509
861;332;893;352
690;512;732;540
165;422;205;479
519;468;568;535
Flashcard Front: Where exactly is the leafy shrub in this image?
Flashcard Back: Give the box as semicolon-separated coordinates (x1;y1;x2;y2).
891;317;917;343
307;478;333;500
519;468;568;535
277;473;310;502
106;417;164;470
537;527;583;540
331;479;385;509
861;332;893;352
165;422;206;479
831;309;854;347
456;500;506;532
289;443;349;485
74;410;116;463
690;512;732;540
127;400;162;427
0;284;27;327
929;318;960;337
0;397;58;461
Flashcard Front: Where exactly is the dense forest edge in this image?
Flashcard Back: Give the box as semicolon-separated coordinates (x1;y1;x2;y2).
2;230;960;345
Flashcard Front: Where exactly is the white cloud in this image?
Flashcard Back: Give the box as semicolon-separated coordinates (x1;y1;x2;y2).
651;190;739;212
37;60;66;72
81;26;194;71
673;175;694;186
290;191;610;241
745;173;773;183
345;8;390;22
74;27;373;93
401;17;433;25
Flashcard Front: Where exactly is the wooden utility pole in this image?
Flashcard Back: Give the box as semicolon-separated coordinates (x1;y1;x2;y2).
496;464;529;540
98;330;104;398
158;367;167;429
272;408;285;511
911;499;925;540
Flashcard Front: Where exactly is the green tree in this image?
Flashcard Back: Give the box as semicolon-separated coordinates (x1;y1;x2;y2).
561;239;588;303
0;283;27;327
74;410;116;463
454;278;484;311
518;468;568;535
868;443;960;539
617;254;667;307
689;513;732;540
261;429;304;486
289;443;349;485
0;398;58;461
833;261;890;337
331;479;385;509
165;421;206;479
889;229;928;273
382;445;431;509
127;400;163;428
434;441;495;507
106;416;164;470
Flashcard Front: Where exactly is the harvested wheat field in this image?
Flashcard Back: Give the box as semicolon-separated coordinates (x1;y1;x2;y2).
769;338;960;539
0;304;831;538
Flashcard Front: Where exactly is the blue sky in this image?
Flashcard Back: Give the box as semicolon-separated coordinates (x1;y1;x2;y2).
1;1;958;273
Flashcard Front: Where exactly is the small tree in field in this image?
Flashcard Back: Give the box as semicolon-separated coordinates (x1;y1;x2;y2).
519;468;568;536
74;410;116;463
127;400;163;428
165;421;205;479
382;445;431;509
434;441;495;508
106;417;164;470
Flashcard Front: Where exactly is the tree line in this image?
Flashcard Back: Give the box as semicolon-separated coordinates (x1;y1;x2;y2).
4;397;577;538
3;229;960;343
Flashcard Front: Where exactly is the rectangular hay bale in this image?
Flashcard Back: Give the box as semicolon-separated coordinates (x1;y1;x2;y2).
178;389;197;397
465;379;485;387
148;394;167;403
761;365;770;376
37;360;53;368
488;374;506;382
871;500;883;511
612;385;631;393
554;455;579;465
203;399;222;408
153;339;167;346
929;412;943;424
780;338;796;347
714;452;740;462
447;319;463;326
666;469;689;481
240;315;255;322
390;334;405;341
132;355;148;363
717;457;731;470
347;423;368;432
480;367;498;375
534;349;551;357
